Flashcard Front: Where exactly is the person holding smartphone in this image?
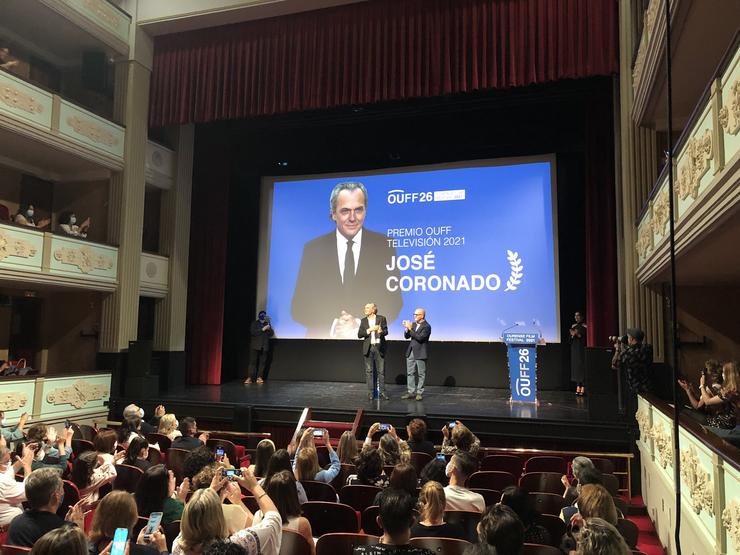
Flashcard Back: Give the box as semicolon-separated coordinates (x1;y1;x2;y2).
293;428;341;484
363;422;410;465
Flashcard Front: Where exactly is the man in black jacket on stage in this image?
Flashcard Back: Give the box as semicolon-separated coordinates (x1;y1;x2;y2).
402;308;431;401
358;302;389;400
245;311;274;384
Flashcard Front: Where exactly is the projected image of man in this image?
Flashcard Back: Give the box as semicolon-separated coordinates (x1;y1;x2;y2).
291;181;402;337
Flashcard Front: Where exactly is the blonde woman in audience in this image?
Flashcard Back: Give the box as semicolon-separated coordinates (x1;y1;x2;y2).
337;430;358;464
158;413;182;441
191;463;254;533
577;484;619;525
30;524;88;555
699;361;739;430
440;420;480;456
253;470;314;554
250;439;276;477
363;422;411;464
410;480;466;539
293;427;340;483
575;517;631;555
173;467;282;555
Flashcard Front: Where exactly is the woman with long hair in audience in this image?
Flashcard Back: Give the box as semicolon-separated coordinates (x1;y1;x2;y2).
122;435;152;471
70;450;117;508
158;413;183;441
410;480;466;539
337;430;358;464
261;449;307;504
88;490;168;554
253;470;314;554
574;517;631;555
250;439;275;478
191;463;255;533
419;458;449;487
697;361;739;431
31;524;87;555
135;463;190;524
440;420;480;457
173;467;282;555
472;503;525;555
500;485;552;545
374;463;418;505
363;423;411;465
94;429;122;465
292;428;340;484
561;484;620;553
346;446;389;487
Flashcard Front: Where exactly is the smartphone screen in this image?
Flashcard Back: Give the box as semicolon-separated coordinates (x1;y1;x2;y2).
379;424;389;431
312;429;324;437
448;421;457;429
64;419;71;429
144;512;163;538
111;528;128;555
436;453;447;461
215;448;224;462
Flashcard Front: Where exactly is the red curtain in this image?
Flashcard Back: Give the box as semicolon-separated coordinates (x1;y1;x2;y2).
185;132;231;384
150;0;618;126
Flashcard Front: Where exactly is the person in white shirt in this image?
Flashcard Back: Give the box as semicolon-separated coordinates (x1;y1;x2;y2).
58;211;91;238
443;451;485;513
358;303;390;400
0;443;34;525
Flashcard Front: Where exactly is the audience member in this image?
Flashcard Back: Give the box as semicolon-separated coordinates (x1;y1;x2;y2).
123;404;157;435
440;421;480;457
123;435;153;471
14;204;50;229
561;456;595;504
7;468;84;547
253;470;313;553
406;418;436;459
262;449;307;504
353;489;434;555
94;428;123;464
0;443;33;525
29;524;87;555
337;430;359;464
88;490;166;554
172;467;282;555
574;517;631;555
364;423;411;465
293;428;340;483
678;360;724;413
172;417;210;451
419;458;449;487
191;464;254;533
500;486;552;545
70;450;117;507
443;452;485;512
473;503;524;555
346;446;389;487
698;361;739;431
203;539;249;555
410;481;466;540
135;464;189;524
184;445;216;480
26;423;73;472
0;410;29;444
561;467;603;523
57;211;91;238
251;439;276;477
158;413;182;441
577;484;618;525
374;463;418;505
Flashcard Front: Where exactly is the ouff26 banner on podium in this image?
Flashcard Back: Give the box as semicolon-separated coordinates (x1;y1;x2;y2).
256;156;560;342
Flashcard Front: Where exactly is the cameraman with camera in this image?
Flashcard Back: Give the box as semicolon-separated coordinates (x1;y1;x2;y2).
611;328;653;417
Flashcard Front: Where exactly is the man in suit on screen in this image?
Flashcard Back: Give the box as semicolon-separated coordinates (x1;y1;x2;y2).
291;181;402;337
358;302;389;400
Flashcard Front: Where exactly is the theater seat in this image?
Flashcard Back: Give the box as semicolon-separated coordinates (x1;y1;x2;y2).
279;529;313;555
301;501;359;536
522;543;562;555
409;536;471;555
316;533;379;555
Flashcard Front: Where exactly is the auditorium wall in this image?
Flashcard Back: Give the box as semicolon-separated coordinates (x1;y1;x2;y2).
41;291;101;375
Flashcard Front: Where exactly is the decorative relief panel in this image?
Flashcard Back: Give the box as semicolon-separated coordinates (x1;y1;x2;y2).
724;500;740;552
54;245;114;274
648;420;673;469
46;379;109;409
57;100;124;159
632;0;660;92
650;187;670;237
66;115;119;147
0;392;29;411
719;79;740;135
679;445;714;516
0;230;38;261
636;221;654;261
677;129;713;201
1;84;44;115
0;71;53;128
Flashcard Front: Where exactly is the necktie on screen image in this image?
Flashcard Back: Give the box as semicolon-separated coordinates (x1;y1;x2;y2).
344;239;355;286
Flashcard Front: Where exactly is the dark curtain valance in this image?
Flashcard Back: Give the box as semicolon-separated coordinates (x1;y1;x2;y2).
149;0;618;126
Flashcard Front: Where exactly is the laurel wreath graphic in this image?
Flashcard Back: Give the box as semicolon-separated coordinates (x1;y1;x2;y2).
505;250;523;291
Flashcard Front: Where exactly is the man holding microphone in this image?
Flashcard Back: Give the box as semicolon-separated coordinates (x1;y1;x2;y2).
358;303;389;400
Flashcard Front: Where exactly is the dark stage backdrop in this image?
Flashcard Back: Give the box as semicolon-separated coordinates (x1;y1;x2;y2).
202;78;617;388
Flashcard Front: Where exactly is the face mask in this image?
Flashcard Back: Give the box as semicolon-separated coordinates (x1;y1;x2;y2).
36;449;46;461
138;408;145;418
174;421;179;429
113;441;118;451
26;209;34;217
70;216;77;224
0;418;4;427
445;462;454;477
47;428;57;443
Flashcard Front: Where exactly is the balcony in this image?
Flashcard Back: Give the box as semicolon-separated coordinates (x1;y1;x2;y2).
635;34;740;286
631;0;740;130
0;222;118;291
0;69;124;177
140;252;169;298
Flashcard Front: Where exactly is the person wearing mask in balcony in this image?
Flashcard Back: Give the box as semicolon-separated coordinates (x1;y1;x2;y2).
57;211;91;239
14;205;49;229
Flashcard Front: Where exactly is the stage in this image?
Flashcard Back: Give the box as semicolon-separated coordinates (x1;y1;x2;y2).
110;379;632;452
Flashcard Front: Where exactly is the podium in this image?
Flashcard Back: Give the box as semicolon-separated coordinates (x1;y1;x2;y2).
502;331;540;404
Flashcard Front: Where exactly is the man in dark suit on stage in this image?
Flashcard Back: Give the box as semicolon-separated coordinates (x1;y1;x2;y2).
244;310;274;384
358;302;389;400
291;181;402;337
402;308;431;401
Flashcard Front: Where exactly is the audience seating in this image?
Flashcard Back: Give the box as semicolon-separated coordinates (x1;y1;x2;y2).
56;480;81;517
83;508;95;533
524;456;567;474
71;438;95;458
133;515;149;538
339;484;382;512
113;463;144;493
590;457;616;475
534;514;566;545
1;546;32;554
617;517;639;548
602;473;620;496
467;470;516;490
301;480;338;502
279;529;313;555
519;472;564;495
480;454;523;476
531;492;567;516
382;464;395;477
301;501;359;536
361;505;382;536
444;510;482;543
613;495;629;517
315;533;379;555
240;495;259;513
470;488;501;507
522;543;562;555
146;433;172;452
163;520;181;552
409;536;471;555
409;451;433;474
166;448;190;483
331;463;356;492
147;446;163;465
0;204;10;221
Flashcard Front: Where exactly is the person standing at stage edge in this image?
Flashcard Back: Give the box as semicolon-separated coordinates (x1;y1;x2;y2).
611;327;653;417
569;311;587;396
244;311;274;384
402;308;431;401
358;302;389;400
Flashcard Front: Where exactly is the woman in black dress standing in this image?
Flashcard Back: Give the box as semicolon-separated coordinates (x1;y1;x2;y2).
569;311;587;396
